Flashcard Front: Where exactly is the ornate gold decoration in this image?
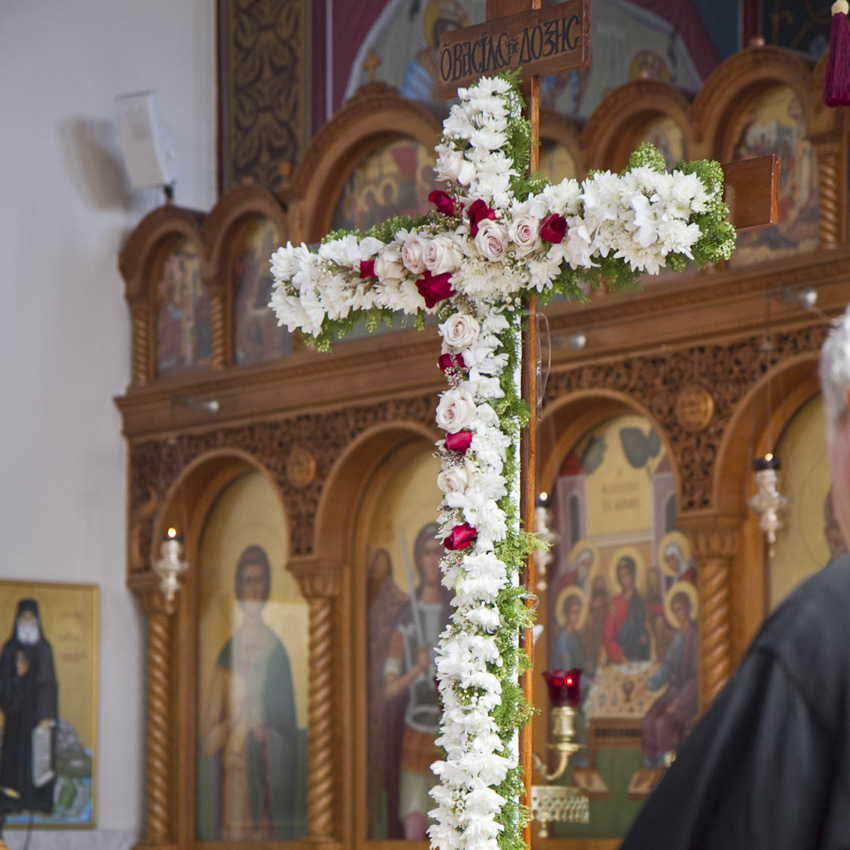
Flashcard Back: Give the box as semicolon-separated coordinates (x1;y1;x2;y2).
675;384;715;433
286;445;317;489
219;0;306;193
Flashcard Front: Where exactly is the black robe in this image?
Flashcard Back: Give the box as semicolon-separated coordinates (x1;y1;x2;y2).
0;631;57;813
620;555;850;850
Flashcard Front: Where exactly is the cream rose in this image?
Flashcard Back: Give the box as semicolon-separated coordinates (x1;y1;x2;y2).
440;313;480;350
424;235;464;276
401;235;427;275
436;387;477;432
374;251;405;284
437;463;470;496
508;213;541;257
473;219;508;262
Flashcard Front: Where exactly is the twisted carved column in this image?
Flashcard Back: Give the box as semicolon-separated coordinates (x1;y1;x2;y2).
207;282;227;370
297;571;342;842
812;135;843;251
678;516;741;709
135;592;174;849
130;299;149;387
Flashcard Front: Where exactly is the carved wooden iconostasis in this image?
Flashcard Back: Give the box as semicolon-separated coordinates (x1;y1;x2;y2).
117;38;850;850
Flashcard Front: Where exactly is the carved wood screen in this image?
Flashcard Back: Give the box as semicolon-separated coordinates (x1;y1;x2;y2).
118;46;850;850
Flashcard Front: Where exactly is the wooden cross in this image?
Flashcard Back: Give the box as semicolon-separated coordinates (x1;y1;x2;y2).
362;47;381;84
438;0;778;841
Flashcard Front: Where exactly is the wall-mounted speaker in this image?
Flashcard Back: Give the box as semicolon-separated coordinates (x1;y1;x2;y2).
115;90;178;190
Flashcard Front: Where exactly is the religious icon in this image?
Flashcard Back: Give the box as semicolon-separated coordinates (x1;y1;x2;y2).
195;470;308;841
369;523;451;840
0;581;97;828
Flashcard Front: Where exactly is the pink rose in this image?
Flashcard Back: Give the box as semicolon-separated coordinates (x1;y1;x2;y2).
424;235;464;276
429;190;458;218
474;219;508;262
437;465;469;496
467;199;496;238
444;430;473;453
416;270;455;308
402;235;427;275
540;213;567;243
444;522;477;550
440;313;480;350
435;387;476;432
508;213;542;257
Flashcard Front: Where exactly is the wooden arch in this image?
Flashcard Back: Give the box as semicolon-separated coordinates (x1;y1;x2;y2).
283;81;442;243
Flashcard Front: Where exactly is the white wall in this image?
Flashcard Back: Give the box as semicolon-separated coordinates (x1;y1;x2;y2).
0;3;216;847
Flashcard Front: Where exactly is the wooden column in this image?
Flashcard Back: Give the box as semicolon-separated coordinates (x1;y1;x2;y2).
206;277;227;371
679;516;741;709
811;135;845;251
292;569;343;844
133;584;176;850
129;297;150;387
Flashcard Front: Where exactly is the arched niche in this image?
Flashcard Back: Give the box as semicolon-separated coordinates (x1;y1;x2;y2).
581;79;695;173
119;205;206;386
284;82;442;243
714;349;821;646
533;391;695;838
303;421;441;847
539;109;584;183
152;451;311;845
201;185;292;366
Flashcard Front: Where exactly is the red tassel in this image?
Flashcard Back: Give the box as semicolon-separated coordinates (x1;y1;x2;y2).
824;0;850;107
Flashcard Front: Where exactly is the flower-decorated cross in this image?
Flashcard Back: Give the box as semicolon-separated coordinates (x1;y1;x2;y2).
270;6;776;849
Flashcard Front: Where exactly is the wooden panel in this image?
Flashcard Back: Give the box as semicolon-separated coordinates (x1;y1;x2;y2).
438;0;590;95
723;154;780;232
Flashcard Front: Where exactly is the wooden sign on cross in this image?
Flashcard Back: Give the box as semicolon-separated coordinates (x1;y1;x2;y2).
437;0;779;840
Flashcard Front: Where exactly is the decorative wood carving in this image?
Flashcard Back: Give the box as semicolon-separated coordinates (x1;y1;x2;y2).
679;516;741;707
128;396;437;563
545;324;827;513
141;609;172;844
306;593;337;839
811;134;845;249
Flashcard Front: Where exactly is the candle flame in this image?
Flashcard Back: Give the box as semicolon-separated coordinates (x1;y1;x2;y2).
166;527;178;539
764;452;773;462
538;491;548;502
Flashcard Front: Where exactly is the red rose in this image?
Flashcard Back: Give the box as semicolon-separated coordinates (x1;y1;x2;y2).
445;430;473;453
468;199;496;238
444;522;477;550
429;190;457;218
438;352;466;373
360;259;376;278
416;270;455;308
540;213;567;243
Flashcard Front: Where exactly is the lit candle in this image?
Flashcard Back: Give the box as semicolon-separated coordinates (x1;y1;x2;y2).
752;452;781;472
543;669;582;708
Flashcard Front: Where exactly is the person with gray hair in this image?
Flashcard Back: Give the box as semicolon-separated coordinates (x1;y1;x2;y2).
618;310;850;849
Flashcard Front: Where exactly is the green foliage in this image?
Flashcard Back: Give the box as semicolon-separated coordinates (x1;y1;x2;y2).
626;142;667;174
676;158;737;266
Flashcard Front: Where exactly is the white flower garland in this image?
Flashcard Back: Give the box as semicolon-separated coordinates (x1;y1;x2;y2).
269;73;735;850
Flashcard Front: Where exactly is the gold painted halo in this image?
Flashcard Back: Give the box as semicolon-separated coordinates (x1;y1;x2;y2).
423;0;469;46
555;586;589;631
657;531;692;576
609;545;646;592
664;581;698;629
568;539;599;574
